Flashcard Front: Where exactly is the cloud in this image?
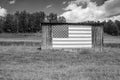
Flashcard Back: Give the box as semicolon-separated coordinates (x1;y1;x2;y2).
9;0;16;4
61;0;120;22
46;5;52;8
104;0;120;17
62;1;67;4
0;6;7;17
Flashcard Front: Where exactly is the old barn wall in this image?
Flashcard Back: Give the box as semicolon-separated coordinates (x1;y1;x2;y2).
41;23;103;50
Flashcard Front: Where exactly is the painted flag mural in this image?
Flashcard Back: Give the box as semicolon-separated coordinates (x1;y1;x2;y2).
52;25;92;48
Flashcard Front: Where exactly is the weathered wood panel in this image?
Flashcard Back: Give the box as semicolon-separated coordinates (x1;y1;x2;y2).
41;25;52;49
92;26;103;49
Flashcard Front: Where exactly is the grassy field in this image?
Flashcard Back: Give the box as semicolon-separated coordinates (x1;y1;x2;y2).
0;33;41;40
0;33;120;80
104;34;120;48
0;33;120;47
0;33;41;46
0;46;120;80
104;34;120;43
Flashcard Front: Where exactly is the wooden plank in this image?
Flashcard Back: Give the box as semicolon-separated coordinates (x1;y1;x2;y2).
41;25;52;49
92;26;103;50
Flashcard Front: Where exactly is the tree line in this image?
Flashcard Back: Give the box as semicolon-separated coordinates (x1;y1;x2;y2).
0;10;120;36
0;11;66;33
103;20;120;36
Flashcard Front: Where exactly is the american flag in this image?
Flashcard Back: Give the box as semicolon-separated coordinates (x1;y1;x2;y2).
52;25;92;48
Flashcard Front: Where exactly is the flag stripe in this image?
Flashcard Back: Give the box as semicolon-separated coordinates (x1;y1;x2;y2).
53;38;92;40
53;45;92;48
69;28;91;31
69;35;91;37
69;33;92;35
69;31;91;33
69;26;91;29
52;25;92;48
53;44;91;45
53;43;91;45
53;40;92;42
69;27;91;29
69;30;91;31
53;41;91;44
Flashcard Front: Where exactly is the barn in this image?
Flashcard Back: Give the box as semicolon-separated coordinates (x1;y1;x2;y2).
41;23;103;50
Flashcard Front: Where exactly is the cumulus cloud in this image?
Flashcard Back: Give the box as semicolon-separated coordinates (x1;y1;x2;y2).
9;0;16;4
46;5;52;8
0;7;7;17
61;0;120;22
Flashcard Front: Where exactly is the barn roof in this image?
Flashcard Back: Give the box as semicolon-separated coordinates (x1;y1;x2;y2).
41;22;104;26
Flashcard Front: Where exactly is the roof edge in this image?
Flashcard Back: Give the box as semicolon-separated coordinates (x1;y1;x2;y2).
41;22;104;26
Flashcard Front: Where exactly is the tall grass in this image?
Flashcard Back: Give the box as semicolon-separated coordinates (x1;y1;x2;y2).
0;46;120;80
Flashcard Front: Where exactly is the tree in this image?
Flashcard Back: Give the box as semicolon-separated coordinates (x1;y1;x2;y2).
18;11;30;33
0;17;5;33
115;20;120;35
14;11;20;33
47;13;58;23
32;11;46;32
3;14;16;33
58;16;66;23
0;11;64;33
104;20;119;36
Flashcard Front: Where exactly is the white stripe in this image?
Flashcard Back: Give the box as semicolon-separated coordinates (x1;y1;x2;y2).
53;42;92;44
69;26;91;28
69;27;91;30
53;45;92;48
69;31;91;33
69;35;91;37
53;38;92;40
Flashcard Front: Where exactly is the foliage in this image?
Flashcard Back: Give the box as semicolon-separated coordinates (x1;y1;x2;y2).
47;13;58;23
103;20;120;36
0;11;66;33
0;10;120;36
58;16;66;23
3;14;16;33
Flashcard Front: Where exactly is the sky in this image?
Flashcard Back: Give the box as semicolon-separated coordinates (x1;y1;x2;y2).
0;0;120;22
0;0;70;15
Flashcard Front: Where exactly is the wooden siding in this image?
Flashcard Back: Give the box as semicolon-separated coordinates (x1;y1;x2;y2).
41;23;103;50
